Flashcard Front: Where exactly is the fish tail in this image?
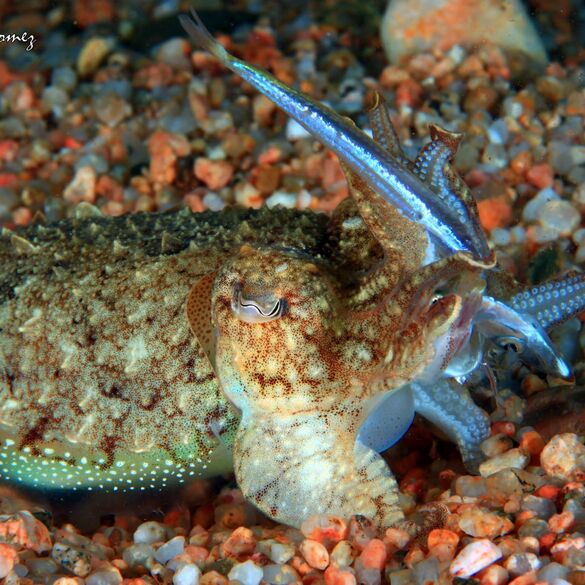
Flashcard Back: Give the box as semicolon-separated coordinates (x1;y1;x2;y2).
179;7;231;64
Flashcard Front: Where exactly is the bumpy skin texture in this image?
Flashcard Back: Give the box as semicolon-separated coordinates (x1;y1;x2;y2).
0;207;338;491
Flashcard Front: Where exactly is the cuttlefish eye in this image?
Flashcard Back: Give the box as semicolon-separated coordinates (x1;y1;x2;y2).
231;283;287;323
494;335;525;354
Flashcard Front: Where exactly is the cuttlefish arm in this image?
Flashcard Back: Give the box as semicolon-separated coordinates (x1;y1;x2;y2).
411;379;491;472
179;9;490;260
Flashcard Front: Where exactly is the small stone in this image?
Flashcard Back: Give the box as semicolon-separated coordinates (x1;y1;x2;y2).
478;564;509;585
155;536;185;564
156;38;191;69
51;542;92;577
454;475;487;497
0;544;17;579
0;511;52;553
262;564;299;585
301;515;348;548
537;199;580;235
522;187;560;222
122;543;155;567
324;566;357;585
194;158;234;191
526;163;554;189
503;552;541;576
63;166;97;204
133;522;167;545
200;570;228;585
299;539;329;570
86;566;123;585
459;507;513;539
521;495;556;520
479;448;530;477
256;539;295;564
94;93;132;127
173;563;202;585
541;433;585;482
227;560;263;585
427;529;459;563
481;434;514;458
330;540;355;568
449;539;502;578
78;37;113;76
221;527;255;558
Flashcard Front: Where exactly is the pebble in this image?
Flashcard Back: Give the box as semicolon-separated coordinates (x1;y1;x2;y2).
256;539;295;564
63;166;97;204
194;158;234;191
536;199;580;235
262;563;300;585
299;538;329;570
51;542;92;577
479;448;530;477
0;544;17;579
221;526;256;557
173;563;202;585
540;433;585;481
227;560;263;585
522;187;560;222
133;522;167;545
78;37;113;76
449;539;502;578
286;119;311;141
0;511;52;553
155;535;185;564
301;516;348;548
86;566;123;585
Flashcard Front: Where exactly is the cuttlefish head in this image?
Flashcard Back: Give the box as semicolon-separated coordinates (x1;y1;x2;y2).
210;245;348;417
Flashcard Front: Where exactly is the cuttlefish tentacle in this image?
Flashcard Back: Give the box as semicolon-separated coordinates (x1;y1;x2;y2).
179;9;489;259
411;379;491;472
366;93;407;163
508;273;585;330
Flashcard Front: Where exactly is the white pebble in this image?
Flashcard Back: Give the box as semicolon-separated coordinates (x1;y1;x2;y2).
155;536;185;564
522;187;559;223
86;566;123;585
450;539;502;578
266;191;297;208
228;560;263;585
173;563;202;585
490;228;511;246
257;539;295;564
479;448;530;477
537;199;580;235
133;521;168;545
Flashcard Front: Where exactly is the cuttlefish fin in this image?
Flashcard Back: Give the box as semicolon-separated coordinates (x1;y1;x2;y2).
234;409;404;528
186;272;218;370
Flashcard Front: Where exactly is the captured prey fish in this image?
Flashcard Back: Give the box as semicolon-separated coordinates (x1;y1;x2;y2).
1;9;585;531
179;9;490;261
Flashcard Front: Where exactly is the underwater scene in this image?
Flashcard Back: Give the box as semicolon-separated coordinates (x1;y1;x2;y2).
0;0;584;583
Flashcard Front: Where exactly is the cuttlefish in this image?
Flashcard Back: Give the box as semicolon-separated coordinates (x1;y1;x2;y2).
0;8;583;529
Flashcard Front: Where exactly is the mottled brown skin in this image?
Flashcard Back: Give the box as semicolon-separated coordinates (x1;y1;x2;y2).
0;205;353;492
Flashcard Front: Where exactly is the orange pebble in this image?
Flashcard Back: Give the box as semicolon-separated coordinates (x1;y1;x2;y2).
491;422;516;437
548;512;575;534
324;566;356;585
358;539;386;571
515;510;536;529
534;484;560;500
526;163;554;189
519;431;545;457
508;570;537;585
538;532;556;553
300;539;329;570
427;529;459;550
477;197;512;231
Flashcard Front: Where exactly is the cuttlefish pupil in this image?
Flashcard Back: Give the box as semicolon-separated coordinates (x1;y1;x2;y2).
232;284;287;323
